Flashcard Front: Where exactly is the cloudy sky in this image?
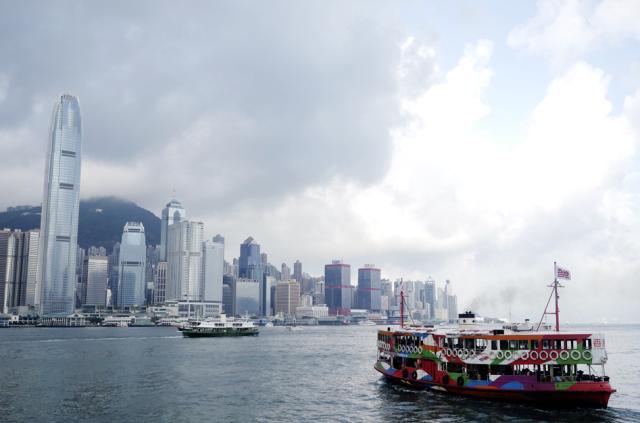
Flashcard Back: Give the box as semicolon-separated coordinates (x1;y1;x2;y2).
1;0;639;322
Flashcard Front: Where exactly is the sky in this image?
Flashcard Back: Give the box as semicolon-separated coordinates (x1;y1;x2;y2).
1;0;639;322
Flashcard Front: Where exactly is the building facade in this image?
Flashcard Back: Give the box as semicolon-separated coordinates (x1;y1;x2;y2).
357;265;381;312
275;279;300;316
38;94;82;315
159;198;186;261
234;278;260;316
293;260;302;282
202;237;224;304
83;256;108;308
167;220;204;301
152;261;168;304
324;260;351;315
117;222;147;308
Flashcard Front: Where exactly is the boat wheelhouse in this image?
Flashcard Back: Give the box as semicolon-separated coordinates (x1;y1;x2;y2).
374;266;616;408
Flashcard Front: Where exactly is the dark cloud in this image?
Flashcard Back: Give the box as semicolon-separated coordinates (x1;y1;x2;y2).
0;0;407;210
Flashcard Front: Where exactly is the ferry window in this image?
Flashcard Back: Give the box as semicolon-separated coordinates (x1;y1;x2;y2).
568;339;576;349
500;340;508;350
542;340;551;349
531;340;539;350
519;340;528;349
554;340;562;349
491;340;497;350
509;340;517;350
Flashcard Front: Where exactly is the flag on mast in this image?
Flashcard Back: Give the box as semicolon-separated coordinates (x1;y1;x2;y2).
556;266;571;280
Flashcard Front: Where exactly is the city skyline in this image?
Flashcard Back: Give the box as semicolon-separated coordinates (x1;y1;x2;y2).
1;1;639;322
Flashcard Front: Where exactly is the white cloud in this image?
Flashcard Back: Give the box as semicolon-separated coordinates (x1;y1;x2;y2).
508;0;640;66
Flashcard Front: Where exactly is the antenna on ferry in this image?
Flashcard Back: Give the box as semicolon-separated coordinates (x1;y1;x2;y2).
536;261;565;332
400;278;404;329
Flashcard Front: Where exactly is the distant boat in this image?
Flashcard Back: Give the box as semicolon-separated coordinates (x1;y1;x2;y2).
181;314;259;338
287;326;303;332
358;320;376;326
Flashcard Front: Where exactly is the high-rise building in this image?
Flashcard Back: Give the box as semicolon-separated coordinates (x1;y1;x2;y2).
357;264;381;312
275;279;300;316
324;260;351;315
238;237;265;314
281;263;290;280
22;230;40;308
167;220;203;301
264;275;276;316
159;198;186;261
83;256;108;308
87;246;107;256
117;222;147;308
202;237;224;303
38;94;82;315
424;278;436;320
0;230;20;313
152;262;168;304
234;278;260;316
260;253;268;266
222;275;235;315
293;260;302;282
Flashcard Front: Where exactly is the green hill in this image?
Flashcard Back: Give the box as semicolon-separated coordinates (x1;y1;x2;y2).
0;197;160;253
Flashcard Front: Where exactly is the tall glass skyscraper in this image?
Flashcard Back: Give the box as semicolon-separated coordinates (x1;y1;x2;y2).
160;198;186;261
38;94;82;315
118;222;147;308
357;265;381;312
325;260;352;316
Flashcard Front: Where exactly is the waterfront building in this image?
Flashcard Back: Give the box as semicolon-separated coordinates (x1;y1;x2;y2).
22;230;40;308
357;264;381;312
325;260;352;315
238;237;265;314
108;242;120;305
275;279;300;316
234;278;260;316
117;222;147;308
222;275;235;315
293;260;302;282
167;220;204;301
202;237;224;304
38;94;82;315
312;281;325;306
159;198;186;261
152;261;168;304
264;275;276;316
0;230;20;313
83;256;108;308
295;304;329;319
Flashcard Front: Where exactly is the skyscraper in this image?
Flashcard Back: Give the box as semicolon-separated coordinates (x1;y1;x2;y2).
38;94;82;315
293;260;302;282
357;264;381;312
117;222;147;308
153;261;168;304
22;230;40;308
167;220;203;301
238;237;265;314
202;237;224;303
159;198;186;261
324;260;351;315
83;256;108;308
275;279;300;316
281;263;290;280
0;230;20;313
424;278;436;320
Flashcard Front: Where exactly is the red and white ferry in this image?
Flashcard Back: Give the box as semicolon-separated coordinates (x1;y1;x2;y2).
374;266;616;408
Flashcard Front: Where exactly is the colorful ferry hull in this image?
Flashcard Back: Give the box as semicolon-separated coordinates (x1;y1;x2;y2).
375;327;615;408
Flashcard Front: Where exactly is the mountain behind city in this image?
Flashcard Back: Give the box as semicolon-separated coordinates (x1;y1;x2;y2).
0;196;160;252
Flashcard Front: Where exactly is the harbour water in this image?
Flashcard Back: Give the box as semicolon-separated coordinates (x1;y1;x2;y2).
0;324;638;422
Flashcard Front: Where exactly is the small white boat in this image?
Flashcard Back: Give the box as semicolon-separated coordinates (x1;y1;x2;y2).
358;320;377;326
287;326;303;331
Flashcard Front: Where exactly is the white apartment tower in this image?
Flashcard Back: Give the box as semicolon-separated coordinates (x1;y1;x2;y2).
167;220;203;301
160;198;186;261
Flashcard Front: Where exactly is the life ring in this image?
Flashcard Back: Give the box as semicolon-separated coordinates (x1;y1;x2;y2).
539;350;549;361
582;350;592;361
570;350;581;360
560;350;569;360
511;351;520;360
549;350;559;361
442;374;450;385
529;350;539;360
497;350;504;360
503;350;512;360
463;349;470;358
521;351;529;360
457;376;465;387
456;349;463;357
